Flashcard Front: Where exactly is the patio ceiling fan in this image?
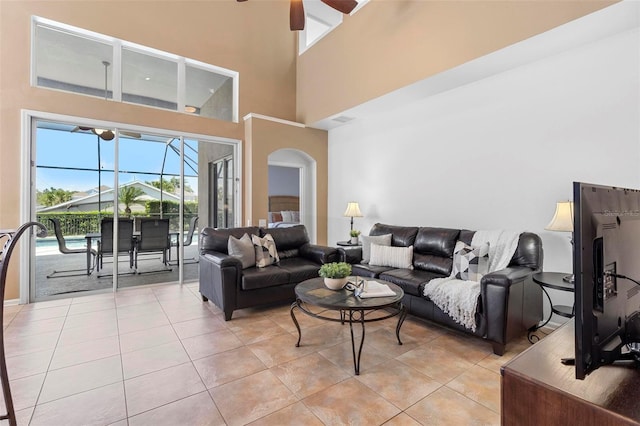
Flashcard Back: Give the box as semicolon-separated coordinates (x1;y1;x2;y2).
70;126;141;141
237;0;358;31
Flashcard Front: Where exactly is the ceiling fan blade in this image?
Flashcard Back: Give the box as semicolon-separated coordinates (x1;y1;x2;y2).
236;0;248;2
321;0;358;14
290;0;305;31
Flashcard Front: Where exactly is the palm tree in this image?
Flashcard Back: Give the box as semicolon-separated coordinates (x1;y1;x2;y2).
119;186;145;217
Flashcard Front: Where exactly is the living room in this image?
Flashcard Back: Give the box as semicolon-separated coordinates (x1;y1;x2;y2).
0;0;638;425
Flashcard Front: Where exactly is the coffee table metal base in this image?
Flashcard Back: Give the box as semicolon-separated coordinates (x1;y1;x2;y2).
290;300;407;375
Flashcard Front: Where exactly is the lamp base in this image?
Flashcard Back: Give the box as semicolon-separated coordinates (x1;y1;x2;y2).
563;274;575;284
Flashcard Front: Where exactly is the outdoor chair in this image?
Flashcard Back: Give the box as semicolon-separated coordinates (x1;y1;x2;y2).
171;216;199;265
135;218;172;271
46;218;97;278
97;218;134;273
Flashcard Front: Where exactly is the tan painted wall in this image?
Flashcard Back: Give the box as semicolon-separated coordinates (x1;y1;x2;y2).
296;0;618;124
0;1;298;299
244;116;328;244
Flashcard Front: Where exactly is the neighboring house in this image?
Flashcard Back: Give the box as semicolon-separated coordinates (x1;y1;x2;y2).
37;180;181;213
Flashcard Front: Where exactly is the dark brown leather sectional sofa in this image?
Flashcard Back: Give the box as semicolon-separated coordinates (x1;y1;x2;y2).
340;223;544;355
198;225;338;321
198;222;543;355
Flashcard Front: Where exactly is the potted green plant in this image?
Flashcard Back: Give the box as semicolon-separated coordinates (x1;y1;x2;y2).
349;229;361;245
318;262;352;290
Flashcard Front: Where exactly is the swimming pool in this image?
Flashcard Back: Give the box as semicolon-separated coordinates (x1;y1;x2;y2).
37;236;88;250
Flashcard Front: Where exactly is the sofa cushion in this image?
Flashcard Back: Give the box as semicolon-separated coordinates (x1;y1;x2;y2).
413;227;460;275
452;240;490;281
262;225;310;251
200;226;260;254
369;244;413;269
360;234;392;264
278;258;322;283
252;234;280;267
228;233;256;269
242;266;290;290
369;223;419;247
351;263;394;278
379;269;447;297
458;229;475;245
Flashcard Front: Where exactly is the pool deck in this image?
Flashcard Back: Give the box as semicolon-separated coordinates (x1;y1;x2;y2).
34;245;199;300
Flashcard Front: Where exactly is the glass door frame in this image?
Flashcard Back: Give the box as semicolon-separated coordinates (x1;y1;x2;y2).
20;110;242;304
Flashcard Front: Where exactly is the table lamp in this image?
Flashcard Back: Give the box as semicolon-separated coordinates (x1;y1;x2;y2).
545;200;574;283
344;202;363;233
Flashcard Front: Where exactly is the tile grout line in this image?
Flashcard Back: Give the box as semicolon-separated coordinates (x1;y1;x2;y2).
24;301;71;426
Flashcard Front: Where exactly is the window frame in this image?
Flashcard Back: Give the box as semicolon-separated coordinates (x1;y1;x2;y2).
31;16;239;123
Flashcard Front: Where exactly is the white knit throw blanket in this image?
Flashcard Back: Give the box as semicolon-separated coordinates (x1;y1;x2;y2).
422;230;521;331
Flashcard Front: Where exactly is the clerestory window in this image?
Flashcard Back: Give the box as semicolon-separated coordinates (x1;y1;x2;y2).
32;16;238;122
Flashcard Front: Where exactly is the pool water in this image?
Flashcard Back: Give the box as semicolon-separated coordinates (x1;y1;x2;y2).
37;237;88;251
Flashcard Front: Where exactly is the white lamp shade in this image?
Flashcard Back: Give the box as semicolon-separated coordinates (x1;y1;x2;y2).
545;201;574;232
343;202;363;218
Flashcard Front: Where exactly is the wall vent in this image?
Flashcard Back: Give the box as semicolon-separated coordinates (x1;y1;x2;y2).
332;115;355;123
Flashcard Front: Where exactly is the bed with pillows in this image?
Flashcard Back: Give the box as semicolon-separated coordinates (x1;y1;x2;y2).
268;195;301;228
198;224;338;320
339;223;544;355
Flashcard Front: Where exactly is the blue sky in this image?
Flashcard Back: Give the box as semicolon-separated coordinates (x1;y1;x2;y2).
36;128;198;193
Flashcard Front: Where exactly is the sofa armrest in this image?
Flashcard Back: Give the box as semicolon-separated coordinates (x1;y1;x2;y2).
481;266;541;346
200;251;243;268
481;266;536;288
338;247;363;264
299;244;339;264
199;251;242;320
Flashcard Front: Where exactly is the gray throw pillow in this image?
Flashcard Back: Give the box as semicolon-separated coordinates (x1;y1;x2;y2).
360;233;392;264
228;233;256;269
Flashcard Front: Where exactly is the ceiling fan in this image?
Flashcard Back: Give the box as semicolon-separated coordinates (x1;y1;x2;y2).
237;0;358;31
71;126;141;141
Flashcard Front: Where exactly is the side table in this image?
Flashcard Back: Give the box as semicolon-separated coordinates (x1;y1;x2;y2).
529;271;575;342
337;240;361;247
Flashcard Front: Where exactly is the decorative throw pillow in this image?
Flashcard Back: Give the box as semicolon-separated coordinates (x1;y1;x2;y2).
281;211;294;222
369;244;414;269
291;211;300;222
251;234;280;267
360;234;392;264
228;233;256;269
452;240;490;281
269;212;283;223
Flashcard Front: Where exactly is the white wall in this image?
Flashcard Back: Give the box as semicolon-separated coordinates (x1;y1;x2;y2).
327;28;640;321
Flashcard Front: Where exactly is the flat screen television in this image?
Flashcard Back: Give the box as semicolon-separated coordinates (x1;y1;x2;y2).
574;181;640;379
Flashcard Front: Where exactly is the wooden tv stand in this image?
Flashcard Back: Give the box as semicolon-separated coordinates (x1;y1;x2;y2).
501;319;640;425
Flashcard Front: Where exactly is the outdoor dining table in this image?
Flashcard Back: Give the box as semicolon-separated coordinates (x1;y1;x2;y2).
85;231;180;274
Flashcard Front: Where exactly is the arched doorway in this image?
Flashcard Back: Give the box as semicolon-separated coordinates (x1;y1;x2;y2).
268;149;317;242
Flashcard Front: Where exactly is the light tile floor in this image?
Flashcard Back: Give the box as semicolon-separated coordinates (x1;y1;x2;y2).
0;282;539;425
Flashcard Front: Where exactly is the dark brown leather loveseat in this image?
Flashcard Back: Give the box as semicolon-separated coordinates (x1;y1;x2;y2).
340;223;543;355
199;225;338;320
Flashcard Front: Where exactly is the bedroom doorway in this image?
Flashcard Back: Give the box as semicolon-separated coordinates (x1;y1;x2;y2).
268;165;300;227
268;149;317;242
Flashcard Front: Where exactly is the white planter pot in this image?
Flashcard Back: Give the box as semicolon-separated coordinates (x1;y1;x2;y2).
350;237;359;244
324;277;348;290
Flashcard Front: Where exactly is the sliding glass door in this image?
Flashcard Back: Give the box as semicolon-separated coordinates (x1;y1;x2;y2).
31;117;233;302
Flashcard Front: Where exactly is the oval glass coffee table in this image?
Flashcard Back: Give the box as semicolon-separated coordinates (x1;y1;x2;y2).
290;277;407;375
